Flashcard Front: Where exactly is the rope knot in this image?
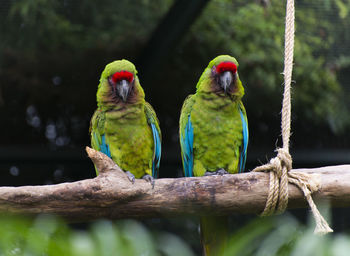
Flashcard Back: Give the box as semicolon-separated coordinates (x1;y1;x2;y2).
252;148;291;216
268;156;283;178
276;148;292;171
262;148;292;178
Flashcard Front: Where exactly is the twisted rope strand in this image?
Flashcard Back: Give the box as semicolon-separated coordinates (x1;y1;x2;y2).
282;0;294;151
252;0;332;234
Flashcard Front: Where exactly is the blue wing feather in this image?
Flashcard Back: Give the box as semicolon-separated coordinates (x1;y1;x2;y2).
181;115;194;177
91;110;111;158
151;123;161;178
100;134;111;158
239;106;249;173
144;102;162;179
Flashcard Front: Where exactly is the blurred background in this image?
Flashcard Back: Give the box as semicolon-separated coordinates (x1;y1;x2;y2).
1;0;350;254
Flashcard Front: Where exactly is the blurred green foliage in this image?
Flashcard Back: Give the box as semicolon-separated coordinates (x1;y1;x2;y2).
223;210;350;256
0;215;195;256
2;0;172;54
1;212;350;256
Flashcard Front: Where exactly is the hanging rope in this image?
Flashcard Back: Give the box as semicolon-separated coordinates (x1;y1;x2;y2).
252;0;333;234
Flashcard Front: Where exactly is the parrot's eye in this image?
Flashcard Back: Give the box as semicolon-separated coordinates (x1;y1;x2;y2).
111;71;134;84
216;62;237;74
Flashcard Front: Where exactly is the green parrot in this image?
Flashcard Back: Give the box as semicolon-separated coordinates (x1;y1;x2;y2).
179;55;248;255
90;59;161;186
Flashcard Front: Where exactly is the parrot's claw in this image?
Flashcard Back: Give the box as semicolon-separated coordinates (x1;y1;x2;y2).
126;171;135;184
216;168;229;175
142;174;155;189
204;169;229;176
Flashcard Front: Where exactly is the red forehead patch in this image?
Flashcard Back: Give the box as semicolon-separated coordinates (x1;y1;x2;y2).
111;71;134;83
216;62;237;74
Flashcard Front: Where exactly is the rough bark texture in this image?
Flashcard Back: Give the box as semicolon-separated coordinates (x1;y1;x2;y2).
0;147;349;222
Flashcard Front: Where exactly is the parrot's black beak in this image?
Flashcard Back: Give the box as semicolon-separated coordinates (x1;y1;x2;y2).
219;71;233;93
117;79;131;102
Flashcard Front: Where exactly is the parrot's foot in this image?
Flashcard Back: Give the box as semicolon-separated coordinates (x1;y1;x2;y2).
142;174;155;189
125;171;135;184
204;168;229;176
216;168;229;175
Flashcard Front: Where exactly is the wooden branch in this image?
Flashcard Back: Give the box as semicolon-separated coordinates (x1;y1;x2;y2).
0;147;349;221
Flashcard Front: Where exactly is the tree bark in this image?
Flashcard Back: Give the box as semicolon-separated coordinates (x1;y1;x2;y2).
0;147;349;222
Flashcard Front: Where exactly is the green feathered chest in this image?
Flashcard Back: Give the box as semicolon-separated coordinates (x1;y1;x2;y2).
191;93;243;173
104;104;154;178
